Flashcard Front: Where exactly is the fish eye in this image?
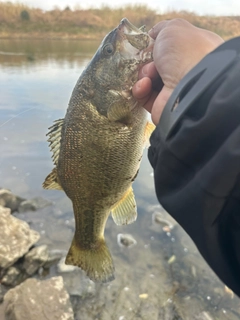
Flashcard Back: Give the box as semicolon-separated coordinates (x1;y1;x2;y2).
103;44;114;56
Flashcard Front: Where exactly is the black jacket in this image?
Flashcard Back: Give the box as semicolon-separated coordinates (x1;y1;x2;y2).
148;37;240;296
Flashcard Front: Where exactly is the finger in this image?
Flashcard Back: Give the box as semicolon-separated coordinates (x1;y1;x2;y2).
152;75;164;93
132;78;159;114
138;62;159;80
132;77;152;100
151;86;173;125
149;20;169;39
141;91;159;114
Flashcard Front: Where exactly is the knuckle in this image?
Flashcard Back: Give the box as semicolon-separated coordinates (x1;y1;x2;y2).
168;18;189;27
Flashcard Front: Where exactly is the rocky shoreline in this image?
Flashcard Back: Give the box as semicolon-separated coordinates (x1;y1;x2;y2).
1;188;240;320
0;189;140;319
0;189;75;319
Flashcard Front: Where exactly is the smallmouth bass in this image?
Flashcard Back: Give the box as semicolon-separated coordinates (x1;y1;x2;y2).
43;18;155;282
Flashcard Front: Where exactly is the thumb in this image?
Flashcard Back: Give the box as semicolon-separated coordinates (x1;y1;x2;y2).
151;86;173;125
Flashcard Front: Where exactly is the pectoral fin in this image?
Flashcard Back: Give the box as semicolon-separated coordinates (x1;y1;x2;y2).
107;90;135;122
43;168;62;190
111;186;137;225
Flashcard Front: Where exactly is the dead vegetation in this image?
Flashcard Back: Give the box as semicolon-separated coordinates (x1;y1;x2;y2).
0;2;239;39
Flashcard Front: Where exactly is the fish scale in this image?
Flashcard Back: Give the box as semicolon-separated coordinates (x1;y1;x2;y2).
43;18;155;282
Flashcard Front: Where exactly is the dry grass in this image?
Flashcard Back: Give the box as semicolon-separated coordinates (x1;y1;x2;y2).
0;2;239;39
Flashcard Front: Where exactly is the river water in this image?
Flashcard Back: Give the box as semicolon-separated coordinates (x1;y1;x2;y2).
1;39;240;319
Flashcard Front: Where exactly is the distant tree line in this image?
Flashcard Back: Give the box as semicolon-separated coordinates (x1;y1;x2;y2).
0;2;239;39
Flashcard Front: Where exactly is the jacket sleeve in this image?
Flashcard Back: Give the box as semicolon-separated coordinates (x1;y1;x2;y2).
148;38;240;296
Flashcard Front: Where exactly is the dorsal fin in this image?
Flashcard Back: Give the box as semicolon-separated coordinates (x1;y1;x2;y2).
144;121;155;146
43;119;64;190
145;121;155;139
47;119;64;166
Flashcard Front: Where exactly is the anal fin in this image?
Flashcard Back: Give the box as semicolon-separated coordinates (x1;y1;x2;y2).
111;186;137;225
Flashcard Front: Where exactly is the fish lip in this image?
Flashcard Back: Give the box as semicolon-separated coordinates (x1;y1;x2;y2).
120;18;142;34
114;18;154;74
117;18;154;60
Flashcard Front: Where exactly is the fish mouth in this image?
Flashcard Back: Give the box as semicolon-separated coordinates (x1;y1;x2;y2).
117;18;154;60
114;18;154;93
120;18;142;35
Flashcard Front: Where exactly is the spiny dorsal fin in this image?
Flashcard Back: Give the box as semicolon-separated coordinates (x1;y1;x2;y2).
43;167;62;190
47;119;64;166
111;186;137;225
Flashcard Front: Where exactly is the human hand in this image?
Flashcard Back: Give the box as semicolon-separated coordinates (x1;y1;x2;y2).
133;19;224;125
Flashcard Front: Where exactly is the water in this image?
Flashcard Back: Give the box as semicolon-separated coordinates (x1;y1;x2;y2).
1;39;240;319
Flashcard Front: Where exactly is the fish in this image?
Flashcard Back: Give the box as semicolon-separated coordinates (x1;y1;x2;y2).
43;18;155;283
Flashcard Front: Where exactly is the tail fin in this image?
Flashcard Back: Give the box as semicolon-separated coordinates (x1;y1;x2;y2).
65;236;115;283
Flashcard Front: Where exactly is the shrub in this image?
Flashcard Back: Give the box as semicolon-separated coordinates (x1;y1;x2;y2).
20;10;30;21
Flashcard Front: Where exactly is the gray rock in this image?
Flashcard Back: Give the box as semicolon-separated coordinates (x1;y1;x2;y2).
43;249;64;269
1;267;21;287
57;257;78;273
60;270;96;297
3;276;74;320
152;212;175;229
0;206;40;269
0;305;5;320
0;284;8;303
23;245;49;275
117;233;137;248
18;197;52;213
57;258;96;297
0;189;25;213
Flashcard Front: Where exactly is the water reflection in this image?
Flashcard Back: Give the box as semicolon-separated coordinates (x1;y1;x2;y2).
0;39;100;198
0;39;100;68
1;39;240;319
